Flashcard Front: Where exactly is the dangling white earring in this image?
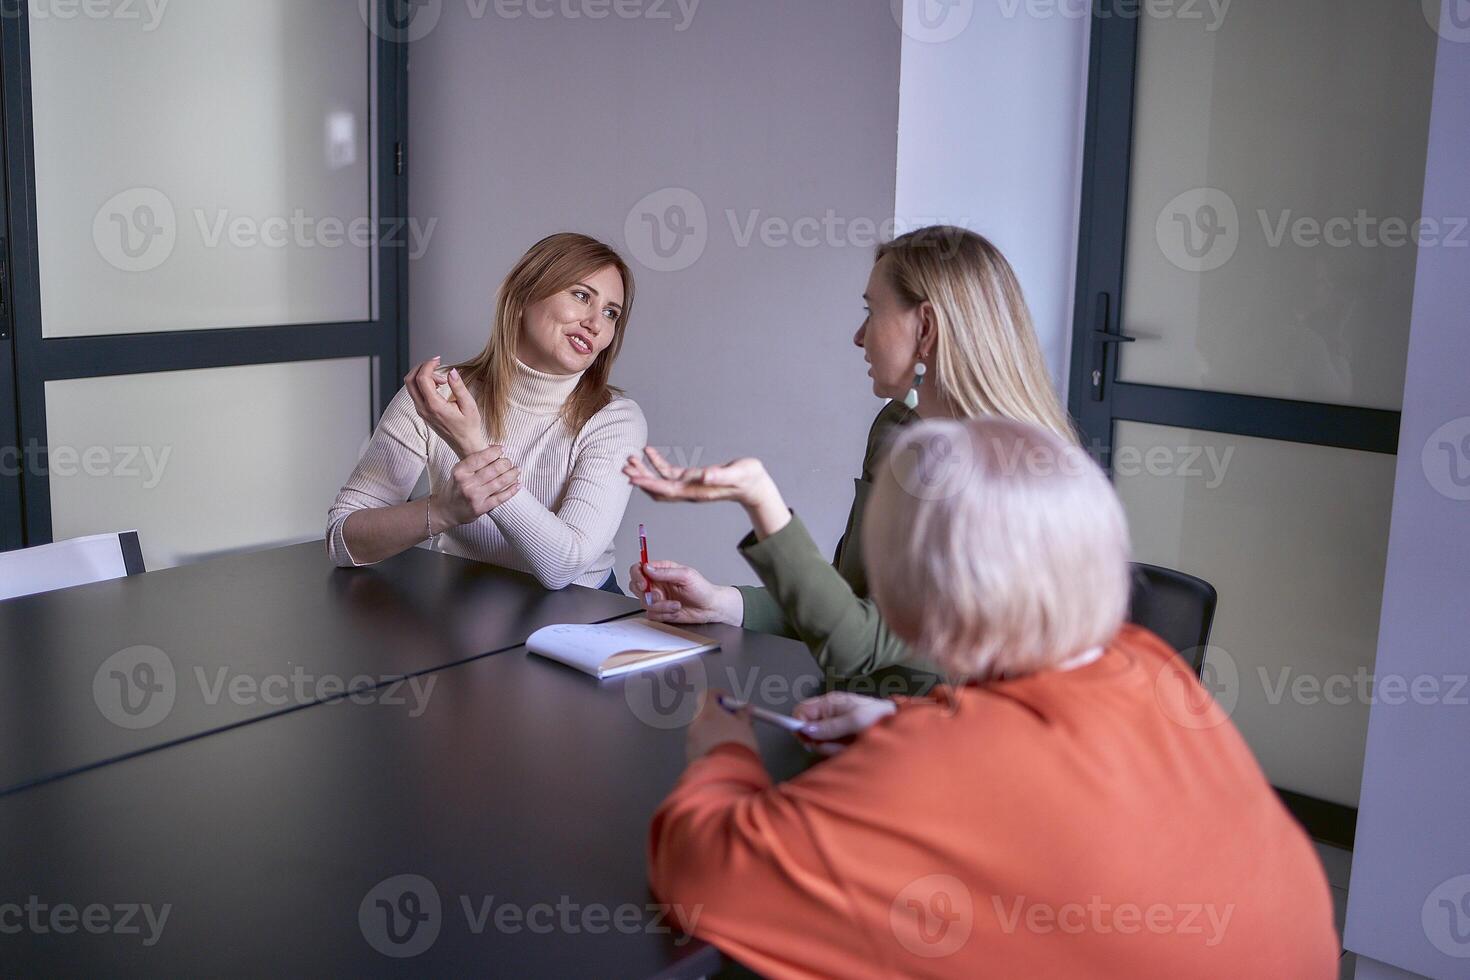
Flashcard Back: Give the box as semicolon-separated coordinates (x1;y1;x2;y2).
903;362;927;411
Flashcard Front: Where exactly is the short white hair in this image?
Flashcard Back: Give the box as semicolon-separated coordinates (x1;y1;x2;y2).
864;416;1131;680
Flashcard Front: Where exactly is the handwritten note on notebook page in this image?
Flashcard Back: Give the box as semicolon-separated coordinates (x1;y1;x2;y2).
526;618;720;680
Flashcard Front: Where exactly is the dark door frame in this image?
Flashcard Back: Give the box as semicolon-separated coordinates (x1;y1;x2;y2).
0;191;19;552
0;0;412;548
1067;2;1405;849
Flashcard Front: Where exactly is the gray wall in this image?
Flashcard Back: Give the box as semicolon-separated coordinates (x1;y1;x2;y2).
408;0;900;586
1345;26;1470;980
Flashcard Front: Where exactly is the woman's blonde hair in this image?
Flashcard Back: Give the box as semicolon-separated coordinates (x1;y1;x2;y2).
864;417;1131;680
876;226;1075;443
454;233;635;440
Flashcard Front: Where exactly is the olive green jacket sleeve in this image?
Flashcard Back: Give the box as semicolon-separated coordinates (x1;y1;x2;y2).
736;583;799;639
733;402;926;680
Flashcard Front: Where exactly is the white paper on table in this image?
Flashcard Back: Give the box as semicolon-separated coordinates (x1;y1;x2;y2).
526;618;719;680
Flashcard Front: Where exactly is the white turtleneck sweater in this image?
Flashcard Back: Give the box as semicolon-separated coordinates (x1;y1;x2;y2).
326;360;647;590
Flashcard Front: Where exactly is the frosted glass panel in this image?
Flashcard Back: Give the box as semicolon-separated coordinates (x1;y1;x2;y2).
1120;0;1437;409
1114;421;1397;806
31;0;373;337
46;359;371;570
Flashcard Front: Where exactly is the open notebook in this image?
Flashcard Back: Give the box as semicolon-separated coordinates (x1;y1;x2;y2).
526;618;720;680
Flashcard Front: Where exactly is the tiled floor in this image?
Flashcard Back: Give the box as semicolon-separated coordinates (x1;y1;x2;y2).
1314;841;1355;980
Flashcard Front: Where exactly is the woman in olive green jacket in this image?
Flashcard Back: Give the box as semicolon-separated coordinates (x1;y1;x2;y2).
624;226;1076;684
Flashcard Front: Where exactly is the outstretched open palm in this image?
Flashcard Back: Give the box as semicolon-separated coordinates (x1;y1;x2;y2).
623;447;770;507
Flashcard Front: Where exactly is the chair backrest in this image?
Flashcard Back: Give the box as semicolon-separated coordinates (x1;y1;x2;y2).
0;531;146;602
1128;562;1218;676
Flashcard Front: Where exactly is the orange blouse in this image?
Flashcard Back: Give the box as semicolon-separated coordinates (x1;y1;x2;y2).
648;626;1338;979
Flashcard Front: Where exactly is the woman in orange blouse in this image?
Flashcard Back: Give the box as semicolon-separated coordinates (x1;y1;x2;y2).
648;417;1339;979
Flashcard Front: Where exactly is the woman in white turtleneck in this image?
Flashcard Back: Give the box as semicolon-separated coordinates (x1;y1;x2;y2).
326;233;647;592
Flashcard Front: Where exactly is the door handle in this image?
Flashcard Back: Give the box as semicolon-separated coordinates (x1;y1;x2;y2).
1088;293;1137;401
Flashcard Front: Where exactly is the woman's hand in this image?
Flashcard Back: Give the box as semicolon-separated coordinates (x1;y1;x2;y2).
629;560;744;626
624;448;793;539
404;357;488;460
685;695;758;763
794;692;898;756
431;446;521;530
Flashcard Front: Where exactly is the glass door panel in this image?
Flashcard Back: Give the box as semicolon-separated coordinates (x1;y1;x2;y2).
29;0;374;337
45;358;372;570
1114;421;1396;806
1119;0;1437;410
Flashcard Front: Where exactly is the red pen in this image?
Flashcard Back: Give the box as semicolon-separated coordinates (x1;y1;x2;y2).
638;524;653;606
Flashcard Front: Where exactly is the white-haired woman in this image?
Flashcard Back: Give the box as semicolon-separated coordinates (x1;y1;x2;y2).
625;226;1074;681
328;233;646;591
648;418;1338;979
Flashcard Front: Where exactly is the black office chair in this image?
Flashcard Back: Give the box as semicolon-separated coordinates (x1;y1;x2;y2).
1128;562;1218;677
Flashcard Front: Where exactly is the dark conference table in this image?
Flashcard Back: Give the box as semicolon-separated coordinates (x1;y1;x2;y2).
0;543;825;977
0;542;641;795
